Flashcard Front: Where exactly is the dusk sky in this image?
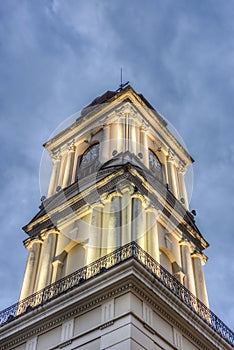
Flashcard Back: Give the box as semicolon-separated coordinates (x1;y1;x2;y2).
0;1;233;330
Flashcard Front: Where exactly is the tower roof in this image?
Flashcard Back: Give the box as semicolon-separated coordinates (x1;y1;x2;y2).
44;84;193;164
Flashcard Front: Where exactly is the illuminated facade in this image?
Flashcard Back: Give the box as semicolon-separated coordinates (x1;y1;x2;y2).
0;86;233;350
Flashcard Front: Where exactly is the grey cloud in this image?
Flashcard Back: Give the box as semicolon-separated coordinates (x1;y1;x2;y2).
0;0;233;330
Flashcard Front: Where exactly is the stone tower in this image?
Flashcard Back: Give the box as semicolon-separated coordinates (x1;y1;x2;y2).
0;85;233;350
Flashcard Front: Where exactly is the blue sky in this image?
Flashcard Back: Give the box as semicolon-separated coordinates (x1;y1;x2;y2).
0;0;233;330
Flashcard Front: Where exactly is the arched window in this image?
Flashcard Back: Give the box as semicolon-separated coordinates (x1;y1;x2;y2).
80;143;99;168
78;143;100;178
148;149;163;181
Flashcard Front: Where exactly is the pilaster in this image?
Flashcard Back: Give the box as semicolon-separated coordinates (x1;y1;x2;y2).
37;230;58;291
19;238;42;300
192;250;209;306
86;203;104;264
47;152;61;197
57;153;67;190
62;142;75;188
100;124;111;163
145;204;160;262
120;184;133;246
167;149;178;197
180;238;196;296
178;162;189;209
131;196;144;248
140;122;149;168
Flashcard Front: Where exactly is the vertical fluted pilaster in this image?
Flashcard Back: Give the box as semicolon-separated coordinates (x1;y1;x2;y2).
180;239;196;295
140;124;149;167
130;120;137;155
192;252;209;306
86;204;103;264
62;144;75;188
57;154;67;190
146;207;160;262
100;124;111;163
71;144;81;183
132;197;144;247
37;231;57;291
51;259;64;284
117;117;123;153
121;187;132;246
178;163;189;209
167;150;178;197
47;153;61;197
107;196;121;253
19;239;42;300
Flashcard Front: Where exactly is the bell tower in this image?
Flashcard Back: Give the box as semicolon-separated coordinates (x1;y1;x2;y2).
19;85;208;306
0;85;233;350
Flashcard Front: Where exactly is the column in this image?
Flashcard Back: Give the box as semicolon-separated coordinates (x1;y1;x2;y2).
124;112;129;152
107;196;121;253
37;231;57;291
19;239;42;300
117;117;124;153
110;122;118;155
47;153;61;197
100;124;111;163
57;153;67;190
180;239;196;295
192;252;209;306
135;125;140;157
160;151;169;185
178;163;189;209
132;197;144;247
71;144;80;183
167;150;178;197
86;204;103;264
121;187;132;245
51;259;64;283
146;207;160;262
140;124;149;167
62;144;75;188
130;120;137;155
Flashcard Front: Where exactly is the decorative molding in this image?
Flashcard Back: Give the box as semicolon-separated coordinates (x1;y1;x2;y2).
99;321;114;330
0;283;132;350
167;149;175;162
0;274;231;350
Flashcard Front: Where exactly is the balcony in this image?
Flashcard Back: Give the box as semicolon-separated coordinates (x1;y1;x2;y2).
0;242;233;347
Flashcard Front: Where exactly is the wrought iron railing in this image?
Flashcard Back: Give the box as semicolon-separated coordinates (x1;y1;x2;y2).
0;242;233;346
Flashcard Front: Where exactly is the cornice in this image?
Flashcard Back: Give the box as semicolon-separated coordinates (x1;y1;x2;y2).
43;85;193;166
23;164;207;250
0;260;230;350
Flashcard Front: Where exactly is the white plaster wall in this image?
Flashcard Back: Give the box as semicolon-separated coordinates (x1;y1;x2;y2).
37;325;61;350
65;244;85;275
74;306;101;335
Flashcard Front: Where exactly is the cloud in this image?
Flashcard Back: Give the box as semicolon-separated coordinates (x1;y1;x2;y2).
0;0;233;331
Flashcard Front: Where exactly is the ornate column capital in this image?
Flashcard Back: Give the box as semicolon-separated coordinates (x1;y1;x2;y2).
167;149;175;162
117;180;135;195
24;237;43;250
144;199;159;214
51;150;61;162
178;161;186;174
191;249;208;264
179;236;191;247
40;227;59;240
105;191;122;203
140;120;149;131
91;199;105;209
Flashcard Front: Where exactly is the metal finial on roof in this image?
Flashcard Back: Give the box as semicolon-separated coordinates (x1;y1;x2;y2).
116;68;129;92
